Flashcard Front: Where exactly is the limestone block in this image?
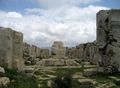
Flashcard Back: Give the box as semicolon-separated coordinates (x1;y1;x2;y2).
83;68;97;77
0;77;10;86
97;10;120;73
78;79;96;88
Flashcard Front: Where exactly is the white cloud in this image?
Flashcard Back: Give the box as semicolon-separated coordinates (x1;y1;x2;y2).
7;12;23;18
38;0;101;8
0;3;109;47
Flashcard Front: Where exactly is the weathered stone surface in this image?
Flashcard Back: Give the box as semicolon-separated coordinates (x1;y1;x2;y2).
66;42;99;65
0;67;5;74
51;41;66;58
0;77;10;86
23;42;50;65
47;80;52;88
83;68;97;77
97;10;120;73
38;59;80;66
40;49;50;59
0;27;24;71
23;43;40;65
72;72;85;79
24;67;35;76
78;79;95;88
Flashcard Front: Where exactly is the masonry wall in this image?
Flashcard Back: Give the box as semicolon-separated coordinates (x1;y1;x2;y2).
51;41;66;58
66;42;99;64
0;27;24;71
97;10;120;73
23;42;50;65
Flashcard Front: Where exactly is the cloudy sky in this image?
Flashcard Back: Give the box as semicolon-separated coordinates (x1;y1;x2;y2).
0;0;119;47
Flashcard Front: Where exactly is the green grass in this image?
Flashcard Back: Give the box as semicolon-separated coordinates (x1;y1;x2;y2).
36;67;120;88
35;67;82;88
54;68;82;76
3;68;39;88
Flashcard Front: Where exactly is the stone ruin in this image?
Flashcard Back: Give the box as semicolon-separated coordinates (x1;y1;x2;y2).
0;27;24;71
51;41;66;58
0;27;50;70
97;10;120;73
0;9;120;74
66;9;120;74
66;42;99;64
23;42;50;65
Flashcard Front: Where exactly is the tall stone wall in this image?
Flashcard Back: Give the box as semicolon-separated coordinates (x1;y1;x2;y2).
66;47;77;59
0;27;24;71
40;49;50;58
97;10;120;73
66;42;99;64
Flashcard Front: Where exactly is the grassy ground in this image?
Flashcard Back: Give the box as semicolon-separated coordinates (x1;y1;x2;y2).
2;67;120;88
3;68;38;88
34;67;82;88
34;67;120;88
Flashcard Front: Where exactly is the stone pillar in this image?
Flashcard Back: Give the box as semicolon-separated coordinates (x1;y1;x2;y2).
0;27;24;71
0;27;13;68
12;31;24;71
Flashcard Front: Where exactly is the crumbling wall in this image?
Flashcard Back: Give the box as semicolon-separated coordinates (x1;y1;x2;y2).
66;42;99;64
23;42;50;65
0;27;24;71
97;10;120;73
40;49;49;58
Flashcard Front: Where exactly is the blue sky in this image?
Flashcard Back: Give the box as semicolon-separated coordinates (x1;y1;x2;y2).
0;0;120;12
0;0;119;47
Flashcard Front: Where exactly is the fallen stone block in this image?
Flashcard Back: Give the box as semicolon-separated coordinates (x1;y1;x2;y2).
0;77;10;87
83;68;97;77
78;79;96;88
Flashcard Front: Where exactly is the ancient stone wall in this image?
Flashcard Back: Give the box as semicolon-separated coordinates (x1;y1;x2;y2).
97;10;120;73
51;41;66;58
23;42;50;65
40;49;50;58
0;27;24;71
66;42;99;64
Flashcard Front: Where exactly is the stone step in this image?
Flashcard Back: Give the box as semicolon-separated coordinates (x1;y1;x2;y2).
83;68;97;77
78;78;96;88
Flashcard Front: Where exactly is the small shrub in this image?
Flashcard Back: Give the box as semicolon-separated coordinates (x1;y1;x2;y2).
52;73;72;88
